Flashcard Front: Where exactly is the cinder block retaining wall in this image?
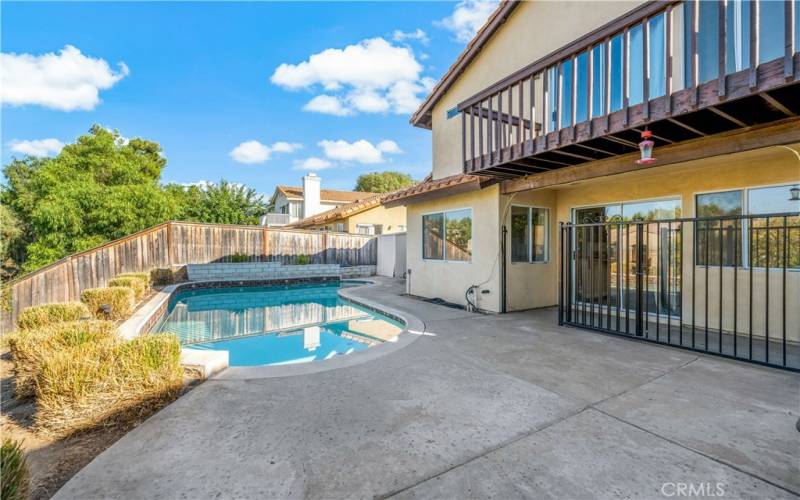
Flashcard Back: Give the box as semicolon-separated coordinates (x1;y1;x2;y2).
187;262;375;281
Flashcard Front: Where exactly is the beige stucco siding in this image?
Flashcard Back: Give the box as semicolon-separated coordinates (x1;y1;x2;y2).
406;185;502;312
306;205;407;234
430;1;646;180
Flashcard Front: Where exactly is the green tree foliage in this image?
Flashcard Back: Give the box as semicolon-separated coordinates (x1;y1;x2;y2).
2;126;267;277
165;180;266;225
354;171;414;193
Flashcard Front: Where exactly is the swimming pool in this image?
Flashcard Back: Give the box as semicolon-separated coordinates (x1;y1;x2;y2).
150;282;404;367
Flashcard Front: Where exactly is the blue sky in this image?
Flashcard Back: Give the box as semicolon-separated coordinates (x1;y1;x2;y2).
1;1;497;195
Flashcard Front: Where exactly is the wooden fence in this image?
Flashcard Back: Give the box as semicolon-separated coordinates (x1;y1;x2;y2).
2;221;377;332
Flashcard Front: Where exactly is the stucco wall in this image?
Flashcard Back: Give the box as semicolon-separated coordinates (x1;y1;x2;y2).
430;1;646;179
406;184;502;312
306;205;407;234
346;205;407;234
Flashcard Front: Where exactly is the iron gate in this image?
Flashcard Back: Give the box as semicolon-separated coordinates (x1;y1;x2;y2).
558;213;800;371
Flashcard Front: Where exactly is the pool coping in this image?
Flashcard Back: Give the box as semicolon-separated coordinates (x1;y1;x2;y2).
118;278;424;379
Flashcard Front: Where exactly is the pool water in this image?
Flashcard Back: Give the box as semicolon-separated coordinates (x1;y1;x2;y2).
151;282;403;366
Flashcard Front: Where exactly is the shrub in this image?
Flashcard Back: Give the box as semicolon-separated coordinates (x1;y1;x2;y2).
34;333;182;435
150;268;174;286
80;287;135;320
108;277;147;301
117;272;151;290
1;438;30;500
6;320;116;398
229;253;249;263
295;254;311;265
17;302;90;330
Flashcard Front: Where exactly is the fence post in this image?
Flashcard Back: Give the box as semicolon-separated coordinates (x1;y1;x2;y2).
262;227;270;262
635;221;645;337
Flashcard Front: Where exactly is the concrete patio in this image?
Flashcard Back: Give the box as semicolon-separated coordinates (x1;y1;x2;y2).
55;278;800;499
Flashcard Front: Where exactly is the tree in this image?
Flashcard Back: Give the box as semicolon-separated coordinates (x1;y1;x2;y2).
2;126;179;273
166;180;267;225
354;171;414;193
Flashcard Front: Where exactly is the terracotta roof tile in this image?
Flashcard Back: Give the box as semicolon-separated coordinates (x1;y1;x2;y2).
382;173;491;205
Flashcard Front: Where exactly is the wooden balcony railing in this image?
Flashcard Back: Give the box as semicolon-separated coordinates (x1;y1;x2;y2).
459;0;800;179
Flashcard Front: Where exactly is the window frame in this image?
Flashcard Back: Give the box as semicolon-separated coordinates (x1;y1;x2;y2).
693;183;800;271
421;207;473;263
509;205;550;264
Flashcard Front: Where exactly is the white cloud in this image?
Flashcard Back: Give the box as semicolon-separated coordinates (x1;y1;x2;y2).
8;138;65;157
293;157;333;171
318;139;401;165
229;140;302;164
303;95;352;116
437;0;499;43
392;29;429;44
0;45;129;111
377;140;402;154
271;37;431;116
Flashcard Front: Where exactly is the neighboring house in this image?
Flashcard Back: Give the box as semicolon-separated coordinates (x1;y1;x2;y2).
286;193;407;235
386;0;800;369
262;173;377;227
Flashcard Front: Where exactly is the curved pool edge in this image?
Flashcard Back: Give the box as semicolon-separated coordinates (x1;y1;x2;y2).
211;279;425;380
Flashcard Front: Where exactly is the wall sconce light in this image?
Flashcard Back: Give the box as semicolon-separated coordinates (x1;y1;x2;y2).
636;129;657;165
790;185;800;202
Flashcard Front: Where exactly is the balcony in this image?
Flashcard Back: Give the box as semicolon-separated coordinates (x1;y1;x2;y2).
262;213;293;227
458;0;800;182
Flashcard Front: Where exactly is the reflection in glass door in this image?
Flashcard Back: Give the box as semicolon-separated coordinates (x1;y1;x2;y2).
573;199;682;321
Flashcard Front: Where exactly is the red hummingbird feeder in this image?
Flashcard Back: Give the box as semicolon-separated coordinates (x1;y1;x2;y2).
636;129;657;165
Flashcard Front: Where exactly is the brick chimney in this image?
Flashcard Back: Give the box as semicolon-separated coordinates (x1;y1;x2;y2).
302;173;321;218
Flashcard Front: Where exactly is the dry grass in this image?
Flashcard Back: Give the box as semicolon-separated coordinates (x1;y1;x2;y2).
107;277;147;301
80;287;135;320
16;303;91;330
150;268;175;286
34;334;182;436
1;437;31;500
6;321;117;399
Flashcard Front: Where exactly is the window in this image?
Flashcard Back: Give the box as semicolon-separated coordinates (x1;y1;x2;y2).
696;186;799;269
289;202;302;218
696;190;743;267
511;206;549;263
422;209;472;261
335;223;345;232
747;185;800;269
356;224;376;235
546;66;559;132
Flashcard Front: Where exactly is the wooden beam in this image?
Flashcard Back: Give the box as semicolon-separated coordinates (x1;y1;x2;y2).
707;105;749;127
501;118;800;194
667;117;706;136
572;142;618;156
633;128;674;144
759;92;796;116
549;149;596;162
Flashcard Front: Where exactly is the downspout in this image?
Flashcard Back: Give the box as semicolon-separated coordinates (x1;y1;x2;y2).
501;225;507;313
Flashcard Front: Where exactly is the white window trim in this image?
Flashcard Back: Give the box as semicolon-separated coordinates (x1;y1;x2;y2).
510;205;550;264
421;207;473;263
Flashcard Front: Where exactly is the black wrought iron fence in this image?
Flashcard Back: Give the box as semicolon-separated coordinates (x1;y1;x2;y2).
558;213;800;371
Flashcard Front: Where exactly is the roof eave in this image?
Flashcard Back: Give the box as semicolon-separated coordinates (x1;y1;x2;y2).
409;0;520;129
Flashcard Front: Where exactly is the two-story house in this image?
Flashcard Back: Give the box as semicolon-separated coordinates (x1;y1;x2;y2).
385;0;800;370
263;173;377;227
